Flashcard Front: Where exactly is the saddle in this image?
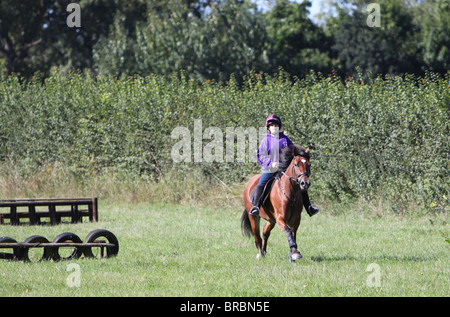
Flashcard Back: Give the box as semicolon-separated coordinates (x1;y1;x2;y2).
250;175;277;208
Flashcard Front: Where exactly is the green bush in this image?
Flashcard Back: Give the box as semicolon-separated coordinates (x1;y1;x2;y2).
0;71;448;213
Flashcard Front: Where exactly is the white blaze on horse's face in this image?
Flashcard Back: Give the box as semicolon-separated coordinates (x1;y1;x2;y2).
294;156;310;191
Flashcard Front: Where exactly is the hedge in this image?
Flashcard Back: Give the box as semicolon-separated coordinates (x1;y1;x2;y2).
0;71;448;212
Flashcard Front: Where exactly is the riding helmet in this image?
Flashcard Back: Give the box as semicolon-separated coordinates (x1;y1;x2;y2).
265;115;282;128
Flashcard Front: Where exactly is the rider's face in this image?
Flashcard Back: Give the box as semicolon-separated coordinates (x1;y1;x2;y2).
268;124;279;135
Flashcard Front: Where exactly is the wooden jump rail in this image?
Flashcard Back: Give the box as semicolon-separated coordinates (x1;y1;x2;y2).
0;198;98;225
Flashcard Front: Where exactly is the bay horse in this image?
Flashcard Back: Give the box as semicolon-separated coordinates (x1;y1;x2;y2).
241;145;311;261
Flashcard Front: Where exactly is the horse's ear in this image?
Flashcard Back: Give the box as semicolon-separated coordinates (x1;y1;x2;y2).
305;147;310;154
292;146;299;156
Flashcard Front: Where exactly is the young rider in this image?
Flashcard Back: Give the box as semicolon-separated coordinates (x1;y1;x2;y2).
249;115;319;217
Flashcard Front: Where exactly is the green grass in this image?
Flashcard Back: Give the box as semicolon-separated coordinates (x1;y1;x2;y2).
0;202;448;297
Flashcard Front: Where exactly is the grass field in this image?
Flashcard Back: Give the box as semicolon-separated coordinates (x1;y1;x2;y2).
0;201;448;297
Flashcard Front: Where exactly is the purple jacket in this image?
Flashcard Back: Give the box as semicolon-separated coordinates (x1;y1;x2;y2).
257;132;294;171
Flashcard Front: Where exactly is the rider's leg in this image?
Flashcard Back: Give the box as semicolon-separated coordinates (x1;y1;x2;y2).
302;191;319;217
250;185;264;216
250;172;275;216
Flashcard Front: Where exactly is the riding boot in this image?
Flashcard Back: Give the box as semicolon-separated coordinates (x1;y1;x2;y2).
302;191;319;217
250;185;264;216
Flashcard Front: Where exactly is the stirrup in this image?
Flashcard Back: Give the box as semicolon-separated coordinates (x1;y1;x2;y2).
307;205;319;217
250;205;260;216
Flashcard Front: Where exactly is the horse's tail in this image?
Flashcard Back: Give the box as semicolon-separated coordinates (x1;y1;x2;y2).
241;209;253;238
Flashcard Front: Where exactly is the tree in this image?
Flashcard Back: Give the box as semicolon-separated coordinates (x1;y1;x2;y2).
417;0;450;74
264;0;334;77
328;0;421;77
0;0;52;75
94;0;268;82
0;0;119;76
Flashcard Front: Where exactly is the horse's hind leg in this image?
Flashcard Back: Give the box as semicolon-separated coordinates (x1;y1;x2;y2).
250;216;264;259
262;221;275;256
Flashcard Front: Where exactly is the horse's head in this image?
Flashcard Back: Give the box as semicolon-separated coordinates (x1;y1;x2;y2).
280;146;311;191
292;147;311;190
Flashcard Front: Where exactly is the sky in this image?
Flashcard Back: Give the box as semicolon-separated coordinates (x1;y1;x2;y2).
305;0;322;18
254;0;325;23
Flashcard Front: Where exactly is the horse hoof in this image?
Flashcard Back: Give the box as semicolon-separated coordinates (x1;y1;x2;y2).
289;251;302;262
256;252;265;259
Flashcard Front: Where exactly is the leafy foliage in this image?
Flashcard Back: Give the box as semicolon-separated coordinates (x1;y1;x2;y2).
1;0;450;81
94;0;268;82
0;71;448;214
416;0;450;73
264;0;333;77
328;0;421;78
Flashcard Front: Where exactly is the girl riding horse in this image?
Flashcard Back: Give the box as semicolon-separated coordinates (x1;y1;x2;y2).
250;115;319;217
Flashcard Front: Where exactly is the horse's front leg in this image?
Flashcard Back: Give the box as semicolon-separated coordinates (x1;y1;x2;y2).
284;227;302;262
289;215;302;262
277;217;302;262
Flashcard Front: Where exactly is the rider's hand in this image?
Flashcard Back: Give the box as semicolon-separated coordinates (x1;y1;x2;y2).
271;161;279;169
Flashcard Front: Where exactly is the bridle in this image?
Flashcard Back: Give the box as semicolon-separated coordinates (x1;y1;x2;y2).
280;155;309;185
278;155;310;206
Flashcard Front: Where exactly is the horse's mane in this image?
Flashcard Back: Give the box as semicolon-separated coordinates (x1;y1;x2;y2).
278;145;310;173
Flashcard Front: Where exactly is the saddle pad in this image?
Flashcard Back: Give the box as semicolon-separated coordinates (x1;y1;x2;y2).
250;176;277;208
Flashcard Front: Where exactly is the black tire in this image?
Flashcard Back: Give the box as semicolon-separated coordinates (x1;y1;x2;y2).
51;232;83;261
0;237;20;260
0;237;15;242
83;229;119;258
19;235;53;262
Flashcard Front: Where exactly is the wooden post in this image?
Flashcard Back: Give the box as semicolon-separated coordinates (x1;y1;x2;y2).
92;197;98;222
10;206;18;225
49;204;57;225
71;204;79;223
29;205;37;225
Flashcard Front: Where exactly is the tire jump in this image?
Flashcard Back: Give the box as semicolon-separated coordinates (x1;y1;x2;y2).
0;229;119;262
